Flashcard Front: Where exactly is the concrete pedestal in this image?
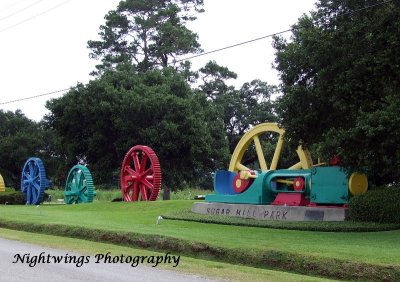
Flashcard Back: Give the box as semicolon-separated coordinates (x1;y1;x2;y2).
191;202;347;221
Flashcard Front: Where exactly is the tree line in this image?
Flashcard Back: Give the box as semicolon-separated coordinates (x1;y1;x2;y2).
1;0;399;189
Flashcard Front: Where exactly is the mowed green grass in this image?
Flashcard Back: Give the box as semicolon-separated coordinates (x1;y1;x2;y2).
0;200;399;266
0;228;333;282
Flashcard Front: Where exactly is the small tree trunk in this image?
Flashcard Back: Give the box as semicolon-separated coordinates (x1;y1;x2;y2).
163;185;170;200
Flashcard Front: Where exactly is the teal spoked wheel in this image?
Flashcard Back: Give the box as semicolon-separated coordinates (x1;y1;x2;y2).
64;165;95;204
21;157;51;205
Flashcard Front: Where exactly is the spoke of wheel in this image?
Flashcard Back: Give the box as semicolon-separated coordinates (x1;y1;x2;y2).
140;184;148;200
27;186;31;203
23;176;29;185
133;182;139;201
78;189;86;202
80;179;87;192
142;179;153;190
253;135;268;171
123;176;133;189
78;173;85;191
235;162;250;172
78;172;84;188
73;172;80;189
288;162;303;170
125;191;132;201
132;153;140;172
270;134;284;170
140;153;148;173
34;165;39;178
28;162;34;176
142;167;153;178
33;181;40;192
124;166;137;178
31;184;38;200
72;173;79;193
147;187;153;200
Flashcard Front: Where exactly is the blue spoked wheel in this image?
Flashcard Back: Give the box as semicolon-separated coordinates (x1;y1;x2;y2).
64;165;95;204
21;157;51;205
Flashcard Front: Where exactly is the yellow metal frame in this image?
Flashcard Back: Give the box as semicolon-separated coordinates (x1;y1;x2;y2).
0;174;5;192
228;123;313;172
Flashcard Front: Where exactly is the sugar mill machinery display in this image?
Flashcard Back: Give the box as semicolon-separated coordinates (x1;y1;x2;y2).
17;145;161;205
20;157;52;205
64;165;96;204
120;145;162;201
206;123;368;206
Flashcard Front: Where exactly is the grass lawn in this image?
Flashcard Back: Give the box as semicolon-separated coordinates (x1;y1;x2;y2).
0;200;398;267
0;228;333;282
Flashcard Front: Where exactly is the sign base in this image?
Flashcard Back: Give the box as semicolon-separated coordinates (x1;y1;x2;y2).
192;202;347;221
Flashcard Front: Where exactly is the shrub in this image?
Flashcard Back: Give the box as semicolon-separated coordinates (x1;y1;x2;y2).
0;191;25;205
348;187;400;223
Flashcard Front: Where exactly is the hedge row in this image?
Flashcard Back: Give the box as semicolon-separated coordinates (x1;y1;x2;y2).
0;220;398;281
348;187;400;223
0;191;25;205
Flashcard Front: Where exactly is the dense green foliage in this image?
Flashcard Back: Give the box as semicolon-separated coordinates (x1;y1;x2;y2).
4;0;400;194
88;0;204;74
43;0;278;189
45;65;229;188
348;187;400;223
273;0;400;185
196;61;277;152
0;190;25;205
0;110;45;187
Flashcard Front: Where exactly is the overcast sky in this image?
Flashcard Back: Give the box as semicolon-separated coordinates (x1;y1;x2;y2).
0;0;316;121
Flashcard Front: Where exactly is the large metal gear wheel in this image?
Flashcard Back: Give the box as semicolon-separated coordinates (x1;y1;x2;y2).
0;174;5;192
229;123;313;193
64;165;95;204
20;157;51;205
120;145;162;201
229;123;313;172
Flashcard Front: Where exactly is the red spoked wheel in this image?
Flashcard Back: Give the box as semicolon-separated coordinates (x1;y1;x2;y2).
120;145;162;201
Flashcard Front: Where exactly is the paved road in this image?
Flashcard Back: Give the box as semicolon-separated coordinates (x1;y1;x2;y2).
0;237;216;282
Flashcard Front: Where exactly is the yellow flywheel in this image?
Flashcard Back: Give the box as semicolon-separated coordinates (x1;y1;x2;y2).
229;123;313;173
0;174;5;192
348;172;368;195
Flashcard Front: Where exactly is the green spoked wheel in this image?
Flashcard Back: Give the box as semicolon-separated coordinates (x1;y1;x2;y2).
64;165;95;204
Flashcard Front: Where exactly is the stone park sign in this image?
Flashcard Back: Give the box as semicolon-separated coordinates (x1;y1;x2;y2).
192;202;347;221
